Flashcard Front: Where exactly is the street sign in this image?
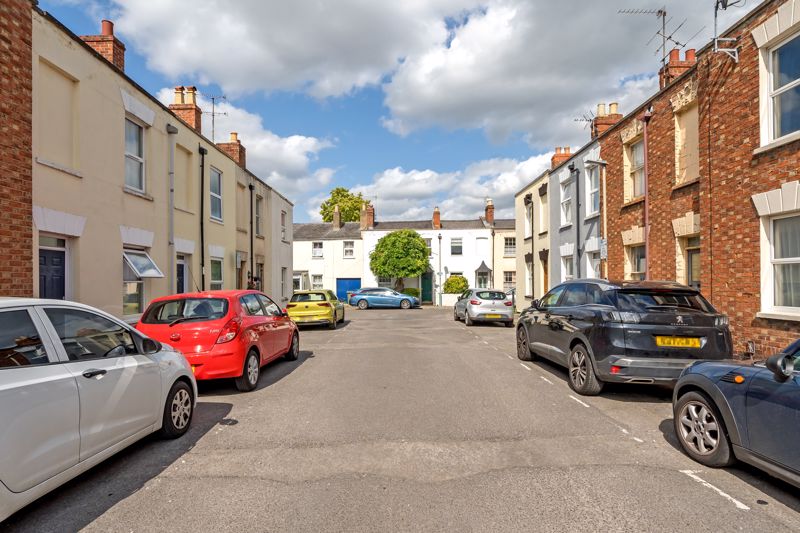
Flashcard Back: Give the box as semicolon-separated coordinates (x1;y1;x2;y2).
599;238;608;260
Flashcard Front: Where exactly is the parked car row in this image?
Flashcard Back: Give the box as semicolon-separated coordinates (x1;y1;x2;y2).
513;278;799;489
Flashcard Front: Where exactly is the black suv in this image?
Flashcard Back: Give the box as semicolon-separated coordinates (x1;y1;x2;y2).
516;279;732;395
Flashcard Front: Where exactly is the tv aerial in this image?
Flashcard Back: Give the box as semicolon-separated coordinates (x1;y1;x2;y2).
714;0;746;62
619;8;705;71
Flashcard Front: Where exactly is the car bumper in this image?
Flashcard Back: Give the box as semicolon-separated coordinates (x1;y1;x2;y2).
289;312;334;325
596;356;700;384
470;312;513;322
183;345;245;381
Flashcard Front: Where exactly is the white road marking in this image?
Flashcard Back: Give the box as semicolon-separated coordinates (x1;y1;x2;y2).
679;470;750;511
539;376;553;385
632;437;644;443
483;341;489;345
568;395;590;408
519;363;532;371
507;355;514;360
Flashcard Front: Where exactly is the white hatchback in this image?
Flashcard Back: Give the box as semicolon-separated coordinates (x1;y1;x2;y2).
0;298;197;522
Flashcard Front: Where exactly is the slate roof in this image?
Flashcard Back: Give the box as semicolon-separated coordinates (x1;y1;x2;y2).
294;218;514;239
493;219;515;230
293;222;362;241
370;219;487;231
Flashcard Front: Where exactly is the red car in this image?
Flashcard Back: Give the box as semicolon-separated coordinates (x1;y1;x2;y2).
136;290;299;392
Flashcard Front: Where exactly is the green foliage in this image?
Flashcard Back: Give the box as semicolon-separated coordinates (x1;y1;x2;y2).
369;230;429;284
401;288;420;298
319;187;369;222
443;275;468;294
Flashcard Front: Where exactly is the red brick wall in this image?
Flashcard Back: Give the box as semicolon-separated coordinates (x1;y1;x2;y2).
79;35;125;71
0;0;33;297
697;1;800;356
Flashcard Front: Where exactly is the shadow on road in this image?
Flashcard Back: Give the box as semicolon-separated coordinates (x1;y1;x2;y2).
2;401;233;532
297;320;352;331
658;417;800;512
198;349;315;396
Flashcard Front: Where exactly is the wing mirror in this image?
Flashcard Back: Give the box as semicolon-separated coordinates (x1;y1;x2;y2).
531;299;540;310
281;308;289;316
141;337;162;355
765;353;794;382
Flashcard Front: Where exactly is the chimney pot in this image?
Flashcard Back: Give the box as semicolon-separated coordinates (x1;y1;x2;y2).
597;103;606;117
230;132;239;142
609;102;618;114
555;147;562;154
564;146;570;154
669;48;680;62
332;204;342;230
433;206;442;229
485;198;495;224
101;19;114;36
685;48;696;62
186;86;197;105
173;86;185;104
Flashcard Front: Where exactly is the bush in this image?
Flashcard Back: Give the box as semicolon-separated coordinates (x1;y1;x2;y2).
443;275;468;294
401;288;420;298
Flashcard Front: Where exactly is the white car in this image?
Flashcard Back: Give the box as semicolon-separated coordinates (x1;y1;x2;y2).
0;298;197;522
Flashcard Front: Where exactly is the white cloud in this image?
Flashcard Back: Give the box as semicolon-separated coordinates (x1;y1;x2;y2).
156;88;334;202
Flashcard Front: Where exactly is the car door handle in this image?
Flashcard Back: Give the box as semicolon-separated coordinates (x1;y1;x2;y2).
82;369;107;379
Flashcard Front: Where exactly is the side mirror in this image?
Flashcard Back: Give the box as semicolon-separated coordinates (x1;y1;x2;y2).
531;299;540;310
141;337;162;355
282;308;288;316
765;353;794;382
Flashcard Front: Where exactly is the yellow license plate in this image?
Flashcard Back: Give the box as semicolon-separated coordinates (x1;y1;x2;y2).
655;336;701;348
486;314;502;319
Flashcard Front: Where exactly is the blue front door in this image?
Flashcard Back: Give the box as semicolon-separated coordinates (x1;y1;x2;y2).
336;278;361;302
39;249;66;300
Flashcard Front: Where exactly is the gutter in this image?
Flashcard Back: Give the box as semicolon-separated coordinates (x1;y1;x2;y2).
166;123;178;292
249;183;255;287
199;145;208;289
642;108;653;280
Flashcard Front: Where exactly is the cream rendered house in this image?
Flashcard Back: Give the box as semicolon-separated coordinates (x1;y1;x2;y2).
492;219;517;294
514;170;550;311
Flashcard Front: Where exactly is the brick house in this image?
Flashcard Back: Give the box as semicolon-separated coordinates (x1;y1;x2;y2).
0;0;34;296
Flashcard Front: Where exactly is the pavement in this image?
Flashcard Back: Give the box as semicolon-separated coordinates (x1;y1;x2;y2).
4;307;800;532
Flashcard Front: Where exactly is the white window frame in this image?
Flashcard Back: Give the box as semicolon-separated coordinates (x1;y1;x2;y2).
255;195;263;236
378;276;393;287
343;240;355;258
124;117;145;192
210;167;223;222
281;211;287;241
504;237;516;256
281;267;287;298
586;165;600;217
562;255;574;282
424;238;432;257
210;257;224;290
627;245;646;281
629;140;645;199
312;241;323;259
311;274;323;290
560;180;572;227
524;203;532;238
586;251;601;279
767;212;800;313
503;270;516;291
123;249;164;278
767;30;800;143
539;193;548;232
451;237;463;256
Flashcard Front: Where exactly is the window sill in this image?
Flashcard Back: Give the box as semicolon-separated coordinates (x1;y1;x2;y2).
672;178;700;191
343;256;355;260
124;187;154;202
622;197;645;208
210;218;224;226
756;311;800;323
585;211;600;220
312;256;324;260
237;227;247;234
35;157;83;179
559;223;573;230
753;130;800;156
257;235;266;240
538;230;549;236
503;254;515;258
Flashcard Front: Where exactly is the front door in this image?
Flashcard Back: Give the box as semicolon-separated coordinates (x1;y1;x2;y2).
421;272;433;303
177;257;186;294
40;249;66;300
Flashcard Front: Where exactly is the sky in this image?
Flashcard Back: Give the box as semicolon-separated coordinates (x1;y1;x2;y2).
42;0;758;222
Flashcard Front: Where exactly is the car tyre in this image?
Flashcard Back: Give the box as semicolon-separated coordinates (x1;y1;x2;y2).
674;391;733;468
340;309;345;324
358;299;368;310
516;326;533;361
504;320;514;328
329;316;337;330
284;332;300;361
235;350;260;392
567;344;603;396
453;308;460;321
400;299;411;309
158;380;193;439
465;312;473;327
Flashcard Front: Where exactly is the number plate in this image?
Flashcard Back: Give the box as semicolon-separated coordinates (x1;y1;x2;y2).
485;314;502;319
655;336;701;348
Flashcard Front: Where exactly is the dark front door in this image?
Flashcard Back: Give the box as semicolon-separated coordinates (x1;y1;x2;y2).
39;249;66;300
421;272;433;303
176;262;186;294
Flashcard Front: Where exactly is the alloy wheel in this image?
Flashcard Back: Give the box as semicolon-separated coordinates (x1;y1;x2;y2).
171;389;192;430
247;354;259;385
678;401;720;455
569;349;588;388
516;328;531;361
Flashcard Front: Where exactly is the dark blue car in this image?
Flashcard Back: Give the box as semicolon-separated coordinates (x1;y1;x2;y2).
349;287;420;310
673;339;800;488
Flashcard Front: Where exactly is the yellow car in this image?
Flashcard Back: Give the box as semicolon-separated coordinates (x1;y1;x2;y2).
287;290;345;329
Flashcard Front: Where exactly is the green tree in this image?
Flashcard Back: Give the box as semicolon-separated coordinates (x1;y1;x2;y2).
369;230;429;291
319;187;369;222
443;275;468;294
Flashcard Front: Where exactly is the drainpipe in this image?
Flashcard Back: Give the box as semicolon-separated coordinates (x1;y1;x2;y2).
491;228;496;288
523;193;533;298
249;183;255;287
642;107;653;280
198;145;208;289
166;123;178;293
570;163;581;278
438;233;442;306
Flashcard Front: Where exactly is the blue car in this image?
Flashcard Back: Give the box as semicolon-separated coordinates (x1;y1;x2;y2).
349;287;420;310
673;339;800;488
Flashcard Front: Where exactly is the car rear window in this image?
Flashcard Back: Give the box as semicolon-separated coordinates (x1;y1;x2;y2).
141;298;228;324
476;291;506;300
291;292;327;302
616;290;714;313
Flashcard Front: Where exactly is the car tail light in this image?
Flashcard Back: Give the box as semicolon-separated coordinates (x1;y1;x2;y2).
604;311;640;323
610;365;621;374
469;300;480;305
287;303;297;308
504;301;513;306
715;315;729;327
216;318;241;344
318;302;331;307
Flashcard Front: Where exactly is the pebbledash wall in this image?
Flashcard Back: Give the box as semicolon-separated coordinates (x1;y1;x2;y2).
0;0;34;297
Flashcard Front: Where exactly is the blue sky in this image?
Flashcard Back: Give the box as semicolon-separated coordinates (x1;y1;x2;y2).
42;0;756;222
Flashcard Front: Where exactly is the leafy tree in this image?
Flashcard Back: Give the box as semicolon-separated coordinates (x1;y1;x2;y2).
319;187;369;222
443;275;468;294
369;230;429;291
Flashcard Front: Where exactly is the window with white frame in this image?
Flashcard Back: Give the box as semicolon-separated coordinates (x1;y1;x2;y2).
587;166;600;215
281;267;287;297
562;255;574;282
629;140;645;199
560;180;572;226
293;274;302;291
255;196;263;236
378;276;392;287
210;258;223;290
124;118;144;192
539;193;548;232
503;270;516;291
626;245;646;281
504;237;516;256
772;214;800;308
312;274;323;289
451;237;463;255
769;32;800;141
524;203;532;238
281;211;287;241
122;249;163;315
424;238;432;257
343;240;354;258
587;251;601;279
312;241;323;258
210;168;223;221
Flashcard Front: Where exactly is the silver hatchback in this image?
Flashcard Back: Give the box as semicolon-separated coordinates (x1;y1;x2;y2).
453;289;514;327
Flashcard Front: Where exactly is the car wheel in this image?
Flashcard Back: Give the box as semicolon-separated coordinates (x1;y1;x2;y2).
453;308;460;321
567;344;603;396
329;316;337;330
505;320;514;328
235;350;260;392
284;332;300;361
340;310;345;323
358;299;368;310
158;380;193;439
400;299;411;309
516;327;533;361
674;391;733;467
465;312;473;326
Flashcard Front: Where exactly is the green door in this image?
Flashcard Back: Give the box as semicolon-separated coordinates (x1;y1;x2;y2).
422;272;433;304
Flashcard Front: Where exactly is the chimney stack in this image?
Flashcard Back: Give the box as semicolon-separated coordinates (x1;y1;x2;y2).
592;102;623;139
484;198;495;224
216;131;247;168
551;146;571;170
169;86;202;133
80;19;126;71
332;205;342;230
360;203;375;230
659;48;696;89
432;206;442;229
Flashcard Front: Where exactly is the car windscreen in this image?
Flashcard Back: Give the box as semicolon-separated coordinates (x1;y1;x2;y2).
616;290;714;313
141;298;228;324
291;292;326;302
476;291;506;300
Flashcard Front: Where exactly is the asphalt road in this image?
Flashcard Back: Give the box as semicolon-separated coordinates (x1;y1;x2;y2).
4;308;800;532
